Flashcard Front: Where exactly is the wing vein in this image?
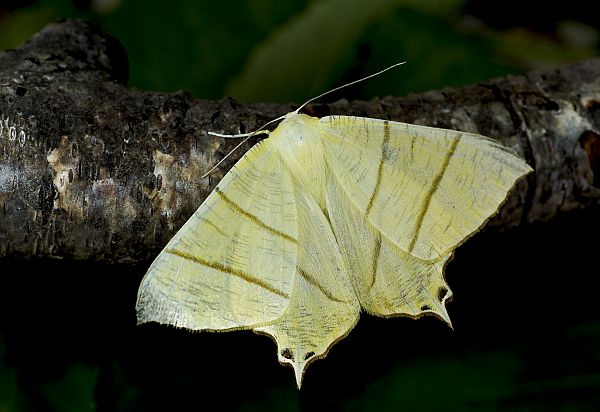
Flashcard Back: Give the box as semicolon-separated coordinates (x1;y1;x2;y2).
408;134;461;253
366;120;390;217
369;235;382;290
165;248;290;298
297;267;345;303
216;187;297;243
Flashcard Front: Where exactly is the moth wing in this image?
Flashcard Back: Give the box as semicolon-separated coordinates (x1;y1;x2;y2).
319;116;532;261
136;139;298;331
255;187;359;388
326;177;452;321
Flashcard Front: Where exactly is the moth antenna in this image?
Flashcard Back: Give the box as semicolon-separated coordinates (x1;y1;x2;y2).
295;61;406;114
203;62;405;178
202;115;286;179
200;135;254;179
208;130;269;138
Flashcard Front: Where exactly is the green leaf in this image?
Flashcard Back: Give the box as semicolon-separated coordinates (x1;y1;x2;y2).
354;352;522;411
359;8;515;98
0;338;30;412
40;364;99;412
98;0;307;99
226;0;403;103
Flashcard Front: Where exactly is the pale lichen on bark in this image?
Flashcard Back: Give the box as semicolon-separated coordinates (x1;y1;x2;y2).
0;19;599;264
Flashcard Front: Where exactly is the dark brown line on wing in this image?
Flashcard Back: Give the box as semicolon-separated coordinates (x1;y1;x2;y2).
366;120;390;216
408;134;461;253
166;249;290;299
297;267;345;303
369;235;382;289
200;217;227;237
216;187;297;243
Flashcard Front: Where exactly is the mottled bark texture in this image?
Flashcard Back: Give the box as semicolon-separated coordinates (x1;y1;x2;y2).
0;19;598;263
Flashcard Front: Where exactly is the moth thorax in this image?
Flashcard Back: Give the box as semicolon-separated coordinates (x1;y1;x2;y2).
273;113;328;207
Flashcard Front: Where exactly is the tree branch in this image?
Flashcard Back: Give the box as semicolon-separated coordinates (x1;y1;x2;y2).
0;19;598;263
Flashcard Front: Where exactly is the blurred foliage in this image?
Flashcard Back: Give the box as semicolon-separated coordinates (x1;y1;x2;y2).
0;340;30;412
39;364;99;412
0;0;598;103
1;1;600;411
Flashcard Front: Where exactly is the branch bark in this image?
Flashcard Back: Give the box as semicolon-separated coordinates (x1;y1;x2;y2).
0;19;598;264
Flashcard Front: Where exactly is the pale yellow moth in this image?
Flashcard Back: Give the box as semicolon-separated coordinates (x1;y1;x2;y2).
136;65;532;388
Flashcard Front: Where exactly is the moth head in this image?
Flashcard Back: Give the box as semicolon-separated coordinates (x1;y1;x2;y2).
271;112;320;147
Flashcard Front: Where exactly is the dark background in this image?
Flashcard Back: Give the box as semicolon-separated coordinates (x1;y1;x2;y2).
1;0;599;410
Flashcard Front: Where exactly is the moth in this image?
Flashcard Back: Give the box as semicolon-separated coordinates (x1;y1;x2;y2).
136;66;532;388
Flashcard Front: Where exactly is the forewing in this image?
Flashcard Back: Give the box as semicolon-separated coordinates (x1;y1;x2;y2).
136;140;298;331
320;115;532;260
